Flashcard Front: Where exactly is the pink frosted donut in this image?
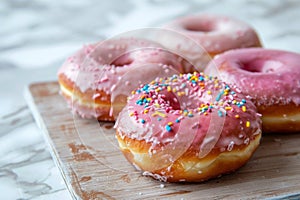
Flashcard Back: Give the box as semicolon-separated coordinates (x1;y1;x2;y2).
58;38;188;121
159;14;262;71
205;48;300;133
115;72;262;182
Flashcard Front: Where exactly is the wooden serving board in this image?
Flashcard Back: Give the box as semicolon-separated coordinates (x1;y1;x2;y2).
25;82;300;200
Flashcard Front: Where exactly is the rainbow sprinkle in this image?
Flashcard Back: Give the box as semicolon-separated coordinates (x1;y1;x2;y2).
127;72;252;131
246;121;251;128
165;124;172;132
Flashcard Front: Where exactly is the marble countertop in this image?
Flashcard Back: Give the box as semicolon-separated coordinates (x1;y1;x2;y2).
1;0;300;199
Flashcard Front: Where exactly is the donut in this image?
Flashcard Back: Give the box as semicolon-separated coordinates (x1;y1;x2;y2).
58;38;190;121
158;14;262;71
205;48;300;133
115;72;262;182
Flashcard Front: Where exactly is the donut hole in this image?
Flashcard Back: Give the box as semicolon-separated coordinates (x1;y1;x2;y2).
240;61;260;73
240;60;283;73
112;54;133;67
160;91;181;110
184;22;215;32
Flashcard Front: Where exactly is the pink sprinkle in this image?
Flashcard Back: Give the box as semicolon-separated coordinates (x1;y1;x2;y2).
111;85;116;92
100;75;109;82
173;110;181;115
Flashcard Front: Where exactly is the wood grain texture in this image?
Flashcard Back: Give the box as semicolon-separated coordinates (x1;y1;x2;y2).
25;82;300;200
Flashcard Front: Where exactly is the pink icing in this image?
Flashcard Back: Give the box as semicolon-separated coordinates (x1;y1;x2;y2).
58;38;185;93
158;14;261;70
205;48;300;106
115;73;261;170
58;38;189;118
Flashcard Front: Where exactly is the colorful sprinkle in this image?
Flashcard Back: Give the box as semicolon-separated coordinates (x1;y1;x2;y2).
225;106;232;110
165;125;172;132
180;83;186;89
218;110;223;117
188;112;194;117
128;72;251;131
152;111;166;118
167;86;171;92
216;91;224;101
242;106;247;112
246;121;250;128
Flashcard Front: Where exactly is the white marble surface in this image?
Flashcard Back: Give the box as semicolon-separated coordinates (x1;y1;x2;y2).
1;0;300;199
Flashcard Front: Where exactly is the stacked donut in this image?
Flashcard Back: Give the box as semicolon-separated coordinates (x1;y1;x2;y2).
57;14;300;183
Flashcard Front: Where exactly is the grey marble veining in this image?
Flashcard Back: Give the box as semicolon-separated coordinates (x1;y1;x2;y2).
1;0;300;199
